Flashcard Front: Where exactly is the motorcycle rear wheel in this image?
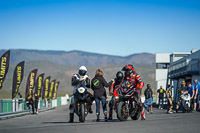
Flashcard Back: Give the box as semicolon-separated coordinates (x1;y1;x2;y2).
131;111;141;120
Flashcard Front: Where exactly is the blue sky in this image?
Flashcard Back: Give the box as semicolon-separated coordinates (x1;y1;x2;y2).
0;0;199;56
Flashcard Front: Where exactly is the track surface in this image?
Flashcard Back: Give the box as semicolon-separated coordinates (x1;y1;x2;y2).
0;105;200;133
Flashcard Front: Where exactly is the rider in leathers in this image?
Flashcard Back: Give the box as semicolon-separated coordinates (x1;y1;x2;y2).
69;66;94;123
108;71;123;120
122;64;146;120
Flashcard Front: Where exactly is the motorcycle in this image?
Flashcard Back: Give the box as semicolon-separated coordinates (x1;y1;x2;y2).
73;85;90;122
116;80;141;121
181;93;191;113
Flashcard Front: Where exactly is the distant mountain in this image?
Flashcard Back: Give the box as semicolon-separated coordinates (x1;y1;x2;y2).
0;49;155;66
0;61;156;99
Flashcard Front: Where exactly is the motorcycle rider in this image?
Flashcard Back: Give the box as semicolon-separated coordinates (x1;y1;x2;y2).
69;66;94;123
108;71;123;120
122;64;145;120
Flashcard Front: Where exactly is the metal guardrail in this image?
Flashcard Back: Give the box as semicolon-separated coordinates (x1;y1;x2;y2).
0;99;50;114
0;107;55;120
0;96;69;120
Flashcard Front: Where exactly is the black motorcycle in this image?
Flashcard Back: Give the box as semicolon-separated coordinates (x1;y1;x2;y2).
117;80;141;121
73;86;90;122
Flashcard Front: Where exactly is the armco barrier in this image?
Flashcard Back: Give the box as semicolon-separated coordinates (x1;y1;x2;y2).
2;100;12;113
57;97;61;106
0;96;69;115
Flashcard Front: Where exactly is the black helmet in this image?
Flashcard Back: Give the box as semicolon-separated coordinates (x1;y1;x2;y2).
116;71;123;81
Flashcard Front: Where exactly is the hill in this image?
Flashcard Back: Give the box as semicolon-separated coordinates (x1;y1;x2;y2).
0;61;156;99
0;49;156;99
0;49;155;66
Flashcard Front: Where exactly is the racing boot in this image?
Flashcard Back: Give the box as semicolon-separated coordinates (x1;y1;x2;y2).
108;113;112;120
68;113;74;123
141;107;146;120
88;106;93;114
141;111;145;120
104;112;108;122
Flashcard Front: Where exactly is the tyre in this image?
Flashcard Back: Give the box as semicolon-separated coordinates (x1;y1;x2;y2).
117;102;129;121
131;109;141;120
79;103;85;122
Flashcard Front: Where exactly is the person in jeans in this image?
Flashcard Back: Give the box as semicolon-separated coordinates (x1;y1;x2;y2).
186;82;195;112
91;69;113;122
144;84;153;114
194;79;200;111
157;86;166;109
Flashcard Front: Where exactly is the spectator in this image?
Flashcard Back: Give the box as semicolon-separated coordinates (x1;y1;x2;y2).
194;79;200;111
26;97;34;114
175;81;186;113
144;84;153;114
186;82;195;112
157;85;166;109
166;85;173;114
91;69;113;122
18;93;23;111
34;93;39;114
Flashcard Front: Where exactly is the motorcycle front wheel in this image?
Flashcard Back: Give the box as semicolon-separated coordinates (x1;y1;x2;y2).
117;102;129;121
79;103;85;122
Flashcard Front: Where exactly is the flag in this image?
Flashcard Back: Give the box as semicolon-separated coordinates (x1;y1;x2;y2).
25;69;37;100
12;61;25;99
48;80;56;99
53;81;60;99
35;73;45;98
42;76;51;100
0;50;10;89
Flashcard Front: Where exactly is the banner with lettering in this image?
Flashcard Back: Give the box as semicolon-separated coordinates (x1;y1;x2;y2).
53;81;60;99
42;76;51;100
35;73;45;98
25;69;37;100
0;50;10;89
12;61;25;99
48;80;56;99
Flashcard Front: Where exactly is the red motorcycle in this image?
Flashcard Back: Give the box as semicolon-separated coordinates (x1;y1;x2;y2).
116;80;141;121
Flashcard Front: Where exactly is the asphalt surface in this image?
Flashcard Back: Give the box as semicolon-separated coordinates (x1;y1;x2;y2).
0;105;200;133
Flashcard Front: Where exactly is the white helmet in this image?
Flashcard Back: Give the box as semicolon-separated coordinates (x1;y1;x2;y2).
79;66;87;76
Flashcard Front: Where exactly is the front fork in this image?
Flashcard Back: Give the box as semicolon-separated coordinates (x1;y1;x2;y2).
125;101;129;113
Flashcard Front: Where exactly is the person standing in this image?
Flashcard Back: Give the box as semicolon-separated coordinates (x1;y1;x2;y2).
91;69;113;122
166;85;173;114
194;79;200;111
186;82;195;112
34;93;39;114
175;81;186;113
144;84;153;114
18;93;23;111
157;86;166;109
26;97;34;114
